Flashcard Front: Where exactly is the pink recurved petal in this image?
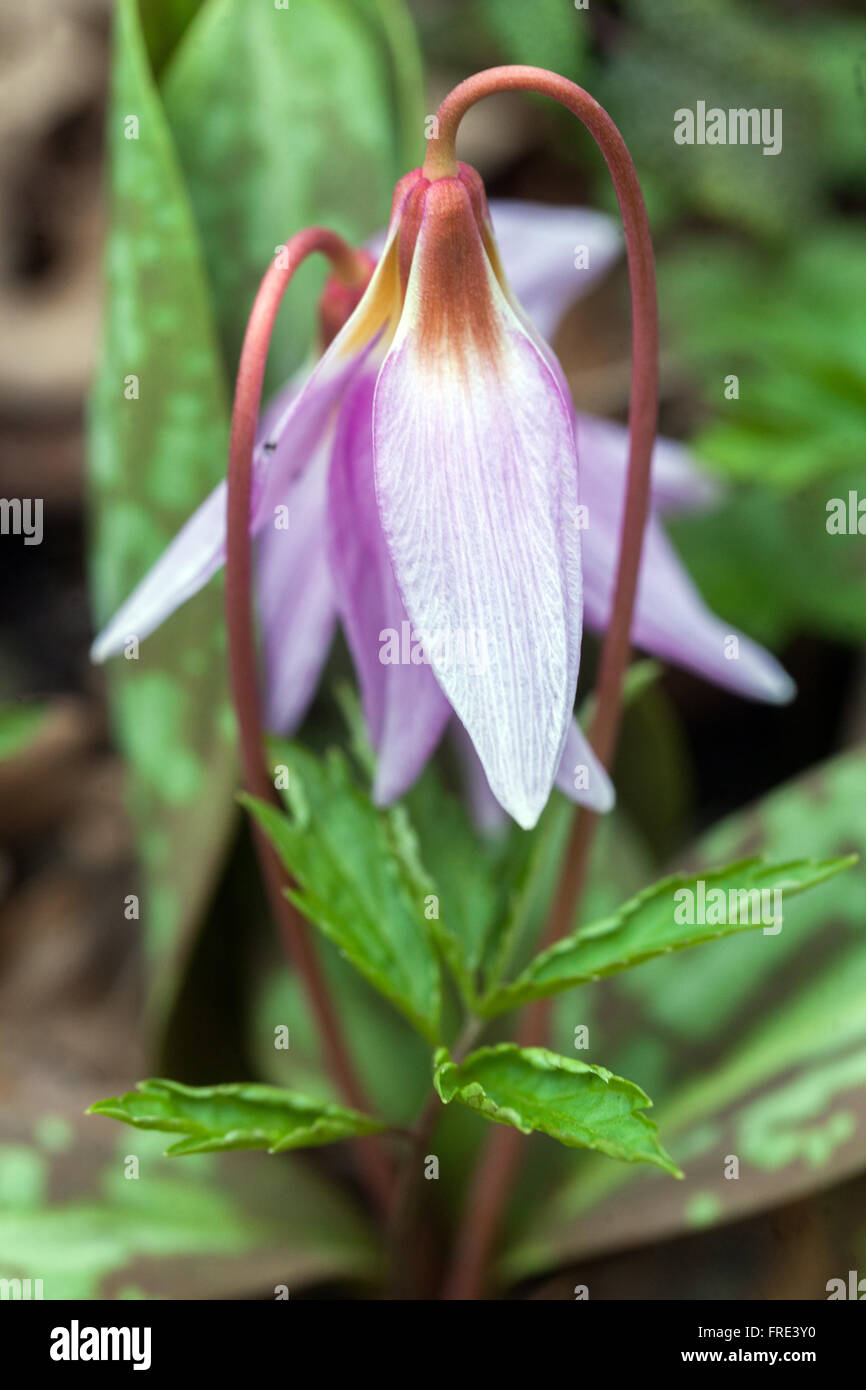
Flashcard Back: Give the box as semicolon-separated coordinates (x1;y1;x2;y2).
374;178;582;829
554;718;615;813
581;475;795;704
90;477;231;663
90;348;359;663
488;200;622;341
257;429;337;735
90;233;399;664
456;712;614;838
577;413;722;519
329;373;451;806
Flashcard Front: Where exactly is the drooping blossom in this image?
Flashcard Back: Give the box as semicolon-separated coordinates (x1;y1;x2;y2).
92;170;792;829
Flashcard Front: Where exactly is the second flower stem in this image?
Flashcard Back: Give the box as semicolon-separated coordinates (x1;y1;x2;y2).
225;228;393;1217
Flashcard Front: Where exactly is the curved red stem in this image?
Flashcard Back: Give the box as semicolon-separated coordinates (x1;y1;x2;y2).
225;228;393;1216
426;68;658;1300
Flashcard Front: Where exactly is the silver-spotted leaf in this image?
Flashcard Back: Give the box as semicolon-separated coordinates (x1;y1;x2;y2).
89;0;237;1016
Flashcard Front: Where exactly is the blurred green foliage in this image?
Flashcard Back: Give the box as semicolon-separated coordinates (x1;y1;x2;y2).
138;0;202;75
663;228;866;646
0;703;49;762
477;0;587;76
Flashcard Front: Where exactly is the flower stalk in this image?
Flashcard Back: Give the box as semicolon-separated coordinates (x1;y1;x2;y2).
225;227;393;1217
423;67;658;1300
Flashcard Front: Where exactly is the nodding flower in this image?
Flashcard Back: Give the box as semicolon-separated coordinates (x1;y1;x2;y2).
92;163;793;831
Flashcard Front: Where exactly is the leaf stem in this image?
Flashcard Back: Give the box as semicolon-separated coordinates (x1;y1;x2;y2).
426;68;658;1300
225;228;393;1217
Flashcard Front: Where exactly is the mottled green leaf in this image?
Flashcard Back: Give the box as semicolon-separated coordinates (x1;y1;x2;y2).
503;750;866;1281
162;0;405;388
89;1078;383;1156
433;1043;680;1176
480;855;854;1018
244;745;441;1040
1;1090;378;1298
89;0;236;1013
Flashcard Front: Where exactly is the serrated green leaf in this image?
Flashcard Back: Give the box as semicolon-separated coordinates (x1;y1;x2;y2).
161;0;403;389
88;1078;383;1156
89;0;236;1014
404;767;498;991
433;1043;680;1176
480;855;855;1018
333;688;572;1008
472;664;666;993
244;745;441;1041
400;766;575;1009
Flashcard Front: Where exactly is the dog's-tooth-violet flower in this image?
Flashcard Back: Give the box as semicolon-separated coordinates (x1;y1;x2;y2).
92;171;793;830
